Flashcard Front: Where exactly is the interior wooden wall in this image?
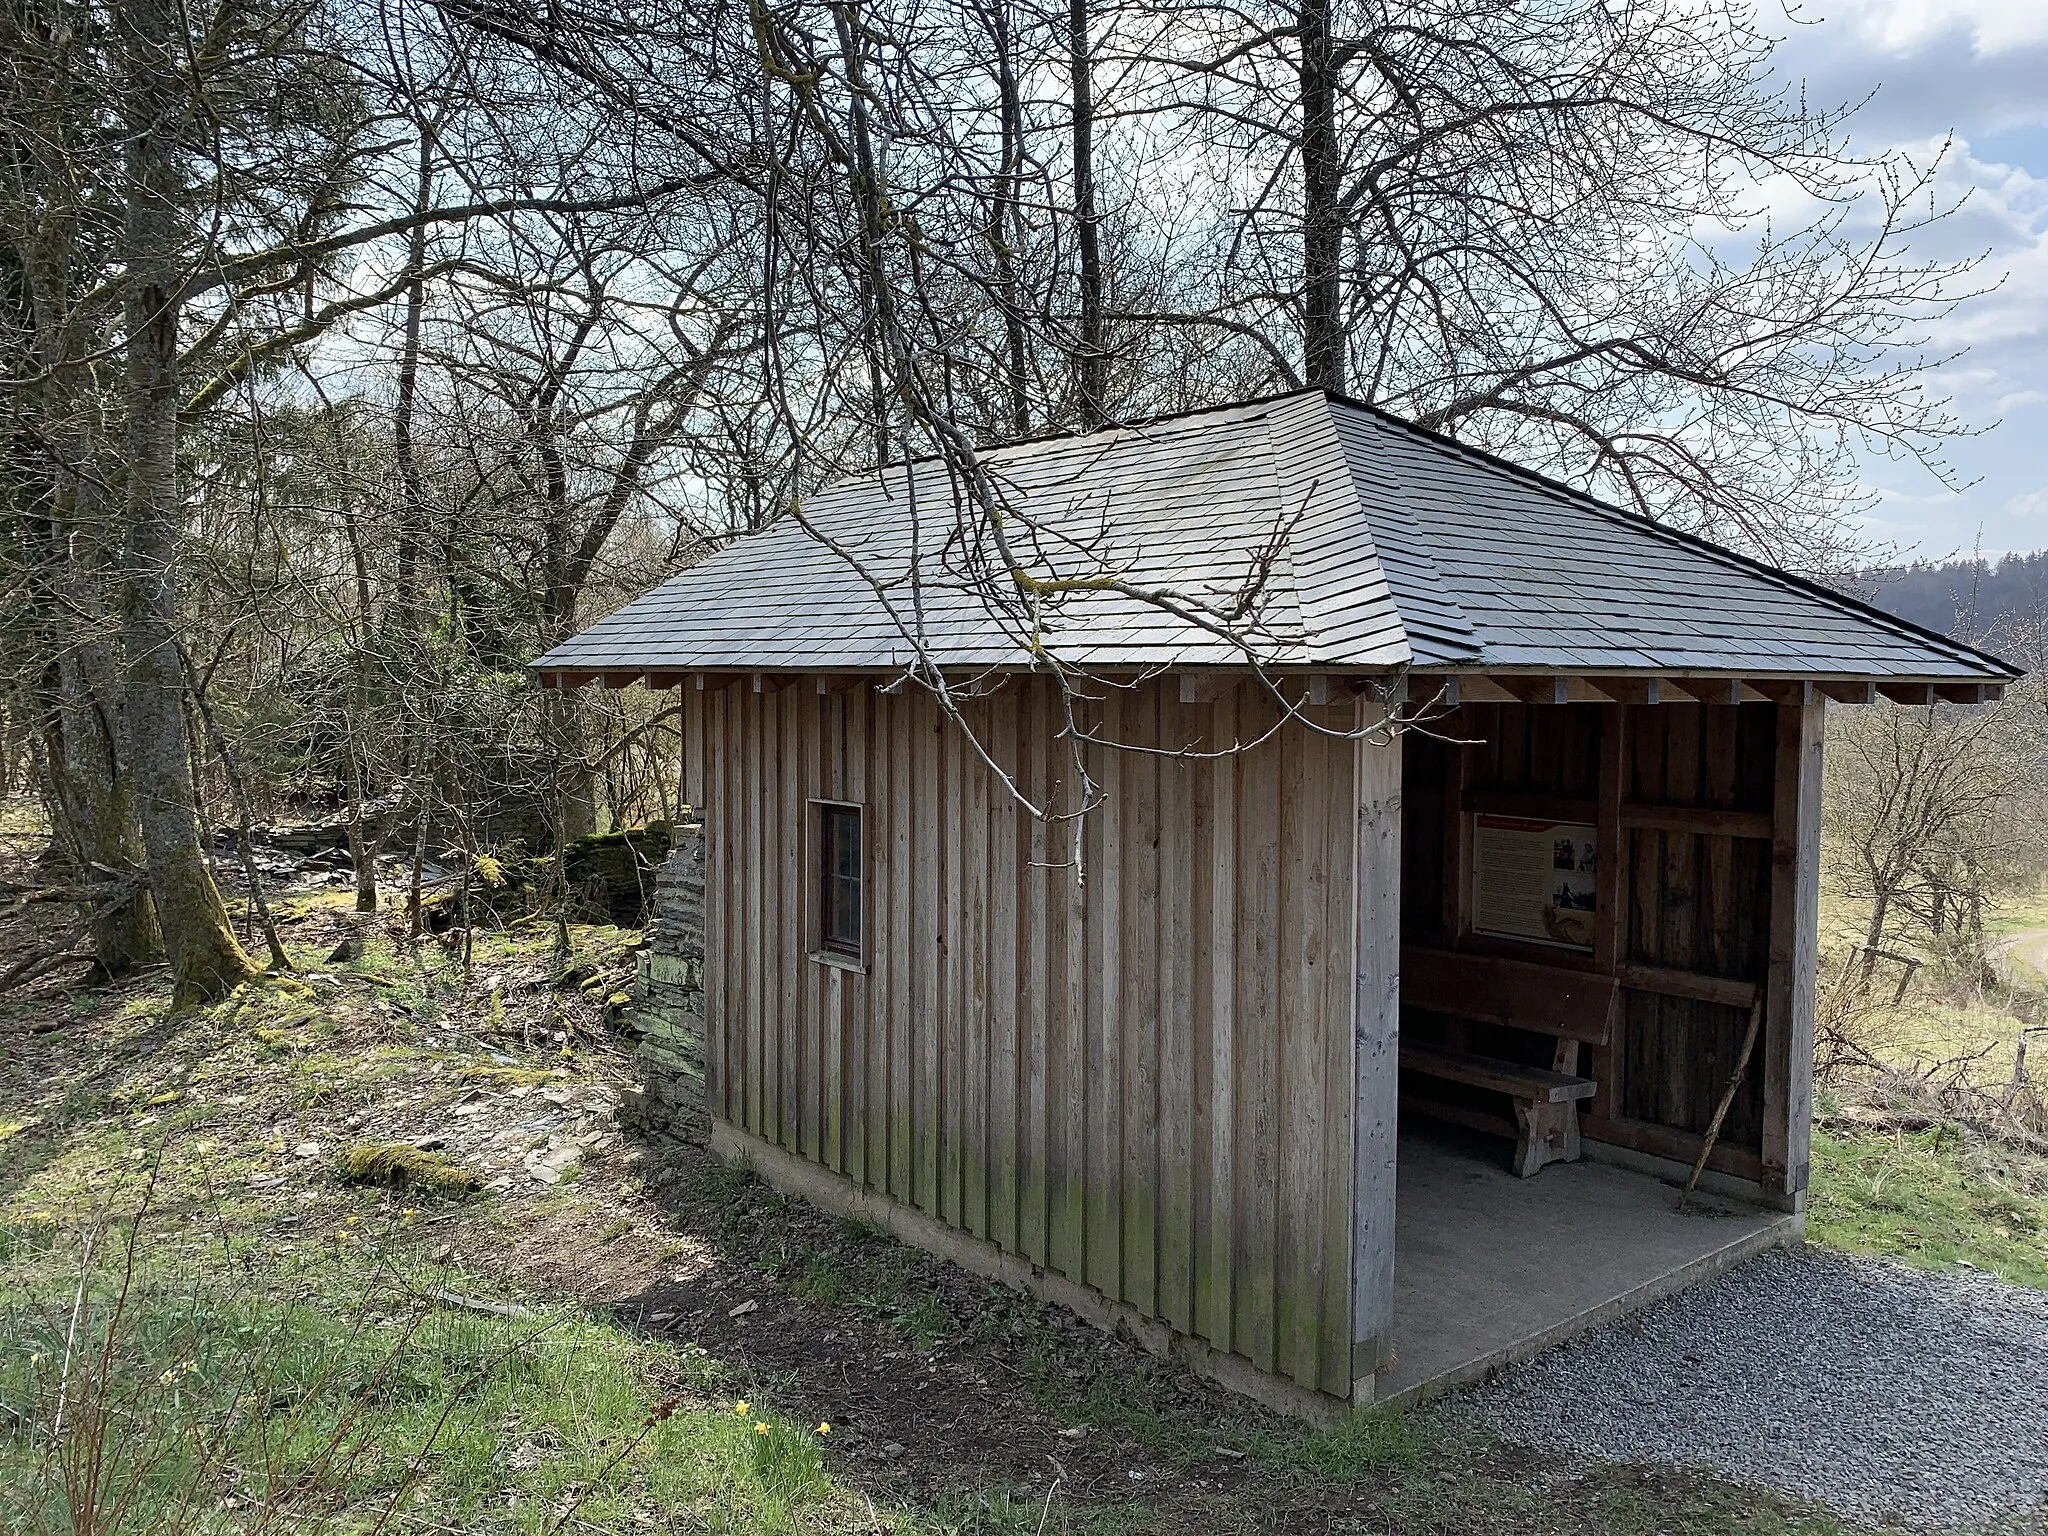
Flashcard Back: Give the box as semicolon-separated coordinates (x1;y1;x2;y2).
1400;699;1820;1197
683;675;1364;1397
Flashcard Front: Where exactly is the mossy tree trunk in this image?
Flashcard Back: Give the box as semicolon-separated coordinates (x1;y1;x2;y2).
52;646;164;973
35;416;164;974
115;0;257;1005
0;9;165;978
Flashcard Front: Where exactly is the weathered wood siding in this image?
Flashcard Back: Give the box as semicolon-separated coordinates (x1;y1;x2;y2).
1401;699;1820;1197
683;676;1362;1396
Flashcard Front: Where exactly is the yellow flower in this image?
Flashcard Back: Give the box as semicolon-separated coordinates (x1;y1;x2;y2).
817;1423;831;1435
733;1400;748;1416
755;1422;768;1435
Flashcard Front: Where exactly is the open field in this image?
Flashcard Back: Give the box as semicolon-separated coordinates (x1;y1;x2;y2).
1796;877;2048;1298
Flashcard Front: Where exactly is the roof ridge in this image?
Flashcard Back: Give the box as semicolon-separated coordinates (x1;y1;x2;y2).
1266;393;1414;666
1323;394;2020;679
1254;409;1311;647
1317;395;1480;664
808;389;1325;489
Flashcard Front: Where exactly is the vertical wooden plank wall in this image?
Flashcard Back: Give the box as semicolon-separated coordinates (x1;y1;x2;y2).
1606;702;1782;1184
683;675;1361;1399
1762;701;1824;1198
1349;704;1402;1389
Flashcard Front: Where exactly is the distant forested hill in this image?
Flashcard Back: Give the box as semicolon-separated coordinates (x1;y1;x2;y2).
1858;553;2048;643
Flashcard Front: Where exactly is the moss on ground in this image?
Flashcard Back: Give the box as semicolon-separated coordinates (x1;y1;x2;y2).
340;1141;482;1196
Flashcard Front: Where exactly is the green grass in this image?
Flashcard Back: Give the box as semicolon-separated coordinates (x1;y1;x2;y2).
0;1209;864;1535
0;931;913;1536
1809;1127;2048;1288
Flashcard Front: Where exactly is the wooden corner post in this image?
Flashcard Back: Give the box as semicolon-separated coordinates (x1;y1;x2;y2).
1762;699;1824;1204
1351;701;1402;1400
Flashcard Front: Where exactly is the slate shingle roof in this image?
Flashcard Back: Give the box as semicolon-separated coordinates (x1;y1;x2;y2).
536;390;2017;683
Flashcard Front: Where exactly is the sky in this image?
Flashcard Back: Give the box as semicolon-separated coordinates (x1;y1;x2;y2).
1764;0;2048;564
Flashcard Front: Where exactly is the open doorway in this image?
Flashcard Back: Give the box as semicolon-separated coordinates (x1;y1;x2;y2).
1377;701;1801;1405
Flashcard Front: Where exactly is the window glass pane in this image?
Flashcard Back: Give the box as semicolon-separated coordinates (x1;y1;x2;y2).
820;805;862;954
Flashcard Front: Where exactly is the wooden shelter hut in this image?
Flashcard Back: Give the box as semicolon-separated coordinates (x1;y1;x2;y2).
536;390;2016;1416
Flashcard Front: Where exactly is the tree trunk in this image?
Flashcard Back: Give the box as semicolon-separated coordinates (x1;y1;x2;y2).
52;646;162;973
1298;0;1344;393
390;127;433;640
547;689;598;841
338;506;383;912
37;419;163;971
117;0;258;1005
1069;0;1105;424
536;417;597;839
992;0;1030;438
1860;887;1891;981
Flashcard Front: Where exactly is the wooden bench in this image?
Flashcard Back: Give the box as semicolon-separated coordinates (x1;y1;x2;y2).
1399;946;1619;1176
1399;1045;1597;1176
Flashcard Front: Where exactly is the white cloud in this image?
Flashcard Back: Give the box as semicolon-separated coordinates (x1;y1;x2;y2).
2005;487;2048;517
1824;137;2048;369
1814;0;2048;57
1865;484;1967;509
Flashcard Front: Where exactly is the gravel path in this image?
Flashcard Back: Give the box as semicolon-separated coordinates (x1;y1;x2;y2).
1434;1246;2048;1530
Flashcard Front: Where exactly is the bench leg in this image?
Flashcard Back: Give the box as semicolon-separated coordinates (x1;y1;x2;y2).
1511;1099;1583;1177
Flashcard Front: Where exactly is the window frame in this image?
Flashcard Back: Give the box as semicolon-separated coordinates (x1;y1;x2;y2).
810;798;866;969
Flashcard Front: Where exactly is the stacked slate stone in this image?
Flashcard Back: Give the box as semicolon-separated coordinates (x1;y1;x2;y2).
630;821;708;1140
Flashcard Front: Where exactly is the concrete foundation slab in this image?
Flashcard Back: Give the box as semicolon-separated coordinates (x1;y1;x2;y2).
1379;1127;1801;1406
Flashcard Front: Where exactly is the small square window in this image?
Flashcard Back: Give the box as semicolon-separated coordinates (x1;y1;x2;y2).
818;803;863;959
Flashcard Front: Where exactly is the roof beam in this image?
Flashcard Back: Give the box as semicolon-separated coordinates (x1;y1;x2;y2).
1876;681;1938;706
1678;678;1770;705
644;671;691;691
815;674;865;695
1498;676;1571;706
1444;675;1518;702
1748;680;1813;706
1585;677;1660;705
1178;671;1241;705
694;672;744;692
1935;682;2002;705
1814;680;1877;705
752;672;800;693
1446;675;1636;704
